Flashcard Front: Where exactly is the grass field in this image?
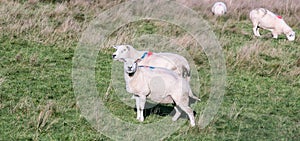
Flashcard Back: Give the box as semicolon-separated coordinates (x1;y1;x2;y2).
0;0;299;140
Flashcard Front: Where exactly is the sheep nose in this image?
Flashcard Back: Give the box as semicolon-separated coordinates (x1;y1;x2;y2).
112;54;116;59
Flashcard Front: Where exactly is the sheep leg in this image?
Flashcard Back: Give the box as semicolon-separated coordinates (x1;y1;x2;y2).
252;21;260;36
253;26;260;36
271;30;278;39
137;95;146;122
172;106;182;121
256;27;260;36
134;96;141;120
177;104;195;127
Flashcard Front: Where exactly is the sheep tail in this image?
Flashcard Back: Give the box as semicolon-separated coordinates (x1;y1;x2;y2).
189;89;200;101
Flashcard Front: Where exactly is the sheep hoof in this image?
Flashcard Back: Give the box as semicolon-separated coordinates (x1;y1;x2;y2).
272;33;278;39
138;118;144;122
172;117;179;121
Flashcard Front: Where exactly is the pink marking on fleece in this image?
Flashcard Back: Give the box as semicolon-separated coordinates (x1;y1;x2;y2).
277;15;282;19
147;51;153;57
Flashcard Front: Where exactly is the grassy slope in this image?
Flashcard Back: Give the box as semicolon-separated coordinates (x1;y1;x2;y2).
0;37;110;140
0;1;299;140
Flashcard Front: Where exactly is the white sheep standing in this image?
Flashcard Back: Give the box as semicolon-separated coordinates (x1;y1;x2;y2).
250;8;295;41
112;44;199;100
112;45;191;81
121;58;200;127
211;2;227;16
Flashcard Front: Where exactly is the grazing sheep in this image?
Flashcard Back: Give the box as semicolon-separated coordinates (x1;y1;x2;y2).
211;2;227;16
121;58;200;127
112;45;191;81
250;8;295;41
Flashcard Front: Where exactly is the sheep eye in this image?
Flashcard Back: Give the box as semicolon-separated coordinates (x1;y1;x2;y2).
121;49;127;53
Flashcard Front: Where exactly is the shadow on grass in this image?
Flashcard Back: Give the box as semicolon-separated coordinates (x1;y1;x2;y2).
135;97;198;120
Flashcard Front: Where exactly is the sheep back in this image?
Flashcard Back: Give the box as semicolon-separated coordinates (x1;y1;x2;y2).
250;8;292;34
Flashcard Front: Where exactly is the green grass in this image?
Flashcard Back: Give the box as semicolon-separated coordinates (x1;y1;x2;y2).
0;1;299;141
0;37;109;140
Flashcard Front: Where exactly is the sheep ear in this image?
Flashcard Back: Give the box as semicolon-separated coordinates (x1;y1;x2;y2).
112;45;118;49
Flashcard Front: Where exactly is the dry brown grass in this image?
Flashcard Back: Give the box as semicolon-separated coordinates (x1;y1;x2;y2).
0;0;298;47
235;41;283;63
180;0;300;26
0;0;298;77
225;39;299;78
0;77;5;85
286;67;300;77
0;0;124;47
12;96;35;114
36;101;56;130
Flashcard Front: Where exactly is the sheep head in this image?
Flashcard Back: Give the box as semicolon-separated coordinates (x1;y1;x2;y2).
286;31;295;41
112;45;131;60
120;58;141;76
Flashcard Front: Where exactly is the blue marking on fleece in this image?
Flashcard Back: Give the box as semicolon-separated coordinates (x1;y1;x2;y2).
141;52;148;59
139;66;155;70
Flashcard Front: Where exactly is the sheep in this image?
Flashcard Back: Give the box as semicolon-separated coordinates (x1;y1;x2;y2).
112;44;199;100
120;58;200;127
112;45;191;81
211;2;227;16
250;8;295;41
